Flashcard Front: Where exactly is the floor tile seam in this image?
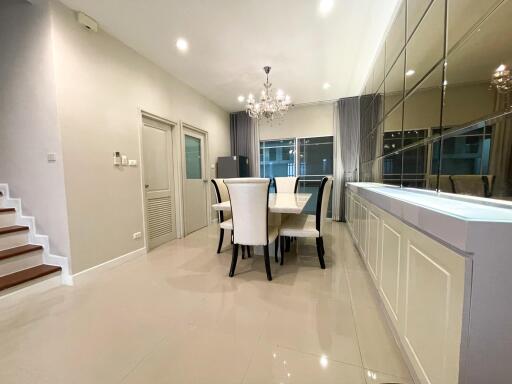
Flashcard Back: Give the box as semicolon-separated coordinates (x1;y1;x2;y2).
239;310;271;384
342;245;367;373
267;342;365;370
115;333;172;384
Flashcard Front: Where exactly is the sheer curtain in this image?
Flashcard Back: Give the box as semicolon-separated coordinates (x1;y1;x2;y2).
333;97;360;221
229;111;260;176
489;93;512;198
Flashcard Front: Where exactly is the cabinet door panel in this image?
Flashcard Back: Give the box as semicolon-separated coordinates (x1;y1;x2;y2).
380;220;401;321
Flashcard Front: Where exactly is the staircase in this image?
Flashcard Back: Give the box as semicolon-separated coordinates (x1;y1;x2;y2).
0;185;70;296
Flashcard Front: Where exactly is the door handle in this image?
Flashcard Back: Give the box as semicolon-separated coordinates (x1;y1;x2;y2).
145;184;149;188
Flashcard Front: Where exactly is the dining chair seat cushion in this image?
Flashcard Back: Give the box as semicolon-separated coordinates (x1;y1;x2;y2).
219;218;233;230
279;214;320;238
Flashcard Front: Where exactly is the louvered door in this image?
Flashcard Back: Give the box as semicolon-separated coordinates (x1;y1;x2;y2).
142;117;176;249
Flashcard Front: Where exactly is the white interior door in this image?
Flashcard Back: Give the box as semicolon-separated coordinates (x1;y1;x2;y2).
183;127;208;235
142;117;177;249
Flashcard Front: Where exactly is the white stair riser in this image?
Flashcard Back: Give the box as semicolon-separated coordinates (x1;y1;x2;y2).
0;231;29;251
0;212;16;227
0;249;43;277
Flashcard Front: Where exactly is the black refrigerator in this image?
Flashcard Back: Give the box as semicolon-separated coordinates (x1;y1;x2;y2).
217;156;250;178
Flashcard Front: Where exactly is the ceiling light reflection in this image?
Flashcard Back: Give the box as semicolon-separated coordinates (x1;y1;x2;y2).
176;37;188;52
320;354;329;368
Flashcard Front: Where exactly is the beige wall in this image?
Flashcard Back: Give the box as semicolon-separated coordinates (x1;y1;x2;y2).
50;1;230;273
259;102;334;140
0;0;71;258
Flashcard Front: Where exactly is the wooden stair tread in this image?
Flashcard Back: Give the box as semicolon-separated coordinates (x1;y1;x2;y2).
0;264;61;292
0;208;15;213
0;244;43;261
0;225;29;235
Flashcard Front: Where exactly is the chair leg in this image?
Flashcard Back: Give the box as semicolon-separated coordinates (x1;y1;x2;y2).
242;245;246;259
320;238;325;256
217;229;224;254
274;237;279;263
229;244;239;277
316;237;326;269
247;246;251;258
280;236;285;266
285;237;291;252
263;245;272;281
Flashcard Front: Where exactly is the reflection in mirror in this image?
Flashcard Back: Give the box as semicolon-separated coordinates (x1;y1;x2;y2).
443;0;512;129
385;1;406;73
447;0;503;51
403;63;443;147
401;141;432;188
435;117;512;199
385;51;405;114
373;47;385;93
405;0;445;93
407;0;433;38
382;152;402;186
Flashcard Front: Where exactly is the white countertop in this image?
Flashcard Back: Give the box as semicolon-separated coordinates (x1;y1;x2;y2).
212;192;312;214
347;183;512;253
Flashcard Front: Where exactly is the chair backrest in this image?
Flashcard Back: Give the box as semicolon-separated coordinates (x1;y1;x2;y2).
274;177;300;193
315;177;333;236
427;175;454;193
451;175;495;197
211;179;231;221
224;178;270;246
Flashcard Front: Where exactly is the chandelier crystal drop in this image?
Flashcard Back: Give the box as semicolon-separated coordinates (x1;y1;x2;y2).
245;66;292;121
490;64;512;94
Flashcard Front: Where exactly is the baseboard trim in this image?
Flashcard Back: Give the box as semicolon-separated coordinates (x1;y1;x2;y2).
72;247;147;279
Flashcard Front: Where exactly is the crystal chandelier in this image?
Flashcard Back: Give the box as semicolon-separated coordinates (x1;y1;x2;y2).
490;64;512;94
245;66;292;120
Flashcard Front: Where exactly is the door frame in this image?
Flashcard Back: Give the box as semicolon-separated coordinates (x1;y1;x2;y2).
138;110;185;249
180;122;211;234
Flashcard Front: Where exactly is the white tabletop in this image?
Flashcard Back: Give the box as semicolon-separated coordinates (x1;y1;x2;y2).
212;192;312;214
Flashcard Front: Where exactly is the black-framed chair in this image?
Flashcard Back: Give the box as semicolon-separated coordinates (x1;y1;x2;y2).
278;176;333;268
224;178;278;281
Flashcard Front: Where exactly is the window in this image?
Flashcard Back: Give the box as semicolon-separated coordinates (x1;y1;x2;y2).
260;136;333;215
260;139;296;182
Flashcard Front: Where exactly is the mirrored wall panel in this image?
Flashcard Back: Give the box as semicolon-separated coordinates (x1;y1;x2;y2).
359;0;512;201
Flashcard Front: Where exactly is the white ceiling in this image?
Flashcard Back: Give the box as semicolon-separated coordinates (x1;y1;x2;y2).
59;0;400;112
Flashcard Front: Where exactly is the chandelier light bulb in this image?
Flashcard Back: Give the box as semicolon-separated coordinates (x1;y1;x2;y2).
497;64;506;72
237;95;245;103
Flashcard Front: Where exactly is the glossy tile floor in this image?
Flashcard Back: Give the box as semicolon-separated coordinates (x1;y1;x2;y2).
0;222;413;384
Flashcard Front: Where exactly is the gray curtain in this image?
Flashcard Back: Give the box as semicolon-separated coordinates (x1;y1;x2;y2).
333;97;360;221
230;111;259;176
489;92;512;198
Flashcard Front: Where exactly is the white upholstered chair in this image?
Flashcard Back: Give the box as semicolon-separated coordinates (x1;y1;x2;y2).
274;176;300;193
224;178;278;281
278;176;333;269
211;179;233;254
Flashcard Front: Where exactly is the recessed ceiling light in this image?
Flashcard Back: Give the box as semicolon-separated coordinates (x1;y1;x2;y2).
237;95;245;103
405;69;415;76
323;82;331;90
496;64;506;72
176;37;188;52
319;0;334;15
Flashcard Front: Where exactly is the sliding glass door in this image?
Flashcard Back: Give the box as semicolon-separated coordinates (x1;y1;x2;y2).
260;136;333;215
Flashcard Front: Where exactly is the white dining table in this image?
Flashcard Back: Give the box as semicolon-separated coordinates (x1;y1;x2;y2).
212;192;312;214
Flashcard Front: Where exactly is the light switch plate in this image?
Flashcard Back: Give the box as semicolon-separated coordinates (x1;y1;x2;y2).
129;159;137;166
